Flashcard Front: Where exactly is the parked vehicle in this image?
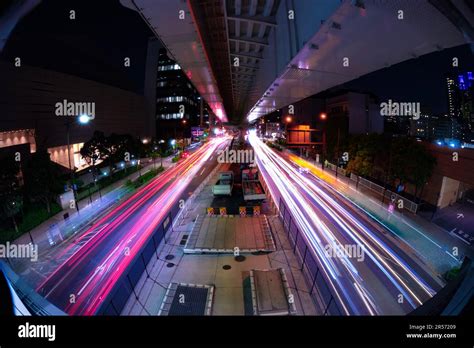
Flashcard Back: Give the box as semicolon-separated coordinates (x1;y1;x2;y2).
242;169;266;201
212;171;234;196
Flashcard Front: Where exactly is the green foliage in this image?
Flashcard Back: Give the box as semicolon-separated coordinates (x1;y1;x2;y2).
444;267;461;282
0;203;61;243
129;168;163;188
346;135;436;199
22;151;64;213
80;131;142;168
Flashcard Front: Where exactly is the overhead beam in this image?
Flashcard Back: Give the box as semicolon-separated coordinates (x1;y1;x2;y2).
235;0;242;16
230;51;264;60
232;71;256;77
263;0;275;16
234;64;259;70
230;36;269;46
249;0;258;16
227;15;277;27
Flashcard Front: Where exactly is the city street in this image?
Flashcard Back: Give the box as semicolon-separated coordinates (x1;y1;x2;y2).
35;138;228;315
249;132;443;315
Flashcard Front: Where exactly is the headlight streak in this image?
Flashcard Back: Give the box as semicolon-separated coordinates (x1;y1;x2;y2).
38;138;227;315
70;138;228;315
249;131;436;315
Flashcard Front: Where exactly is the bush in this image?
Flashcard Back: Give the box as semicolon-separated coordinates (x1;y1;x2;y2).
0;202;62;243
444;267;461;281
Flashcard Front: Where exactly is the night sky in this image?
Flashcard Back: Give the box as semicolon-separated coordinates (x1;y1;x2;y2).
1;0;154;94
1;0;472;115
340;44;474;115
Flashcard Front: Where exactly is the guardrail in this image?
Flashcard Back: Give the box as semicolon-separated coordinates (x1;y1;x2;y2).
277;197;344;315
350;173;419;214
98;157;225;315
326;162;419;214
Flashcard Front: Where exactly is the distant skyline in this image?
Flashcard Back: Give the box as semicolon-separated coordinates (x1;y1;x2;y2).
340;44;474;115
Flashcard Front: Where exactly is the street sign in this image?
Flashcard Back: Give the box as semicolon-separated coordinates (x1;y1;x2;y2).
219;207;227;216
207;207;214;216
191;127;204;137
239;207;246;217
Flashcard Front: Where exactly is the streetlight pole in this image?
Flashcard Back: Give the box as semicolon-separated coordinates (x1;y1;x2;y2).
65;120;79;212
284;116;292;143
335;127;340;179
320;113;327;171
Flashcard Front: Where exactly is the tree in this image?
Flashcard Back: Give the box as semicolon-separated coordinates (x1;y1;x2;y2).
80;131;109;166
1;194;22;233
405;142;436;201
23;151;64;214
387;137;436;201
0;156;23;232
346;134;389;179
150;151;158;170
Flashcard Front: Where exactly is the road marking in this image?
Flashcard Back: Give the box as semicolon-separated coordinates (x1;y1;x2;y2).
199;168;206;176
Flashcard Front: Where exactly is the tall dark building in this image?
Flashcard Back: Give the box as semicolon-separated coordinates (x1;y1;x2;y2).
446;71;474;143
155;49;208;141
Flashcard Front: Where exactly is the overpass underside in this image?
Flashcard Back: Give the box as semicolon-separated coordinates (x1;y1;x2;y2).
122;0;473;124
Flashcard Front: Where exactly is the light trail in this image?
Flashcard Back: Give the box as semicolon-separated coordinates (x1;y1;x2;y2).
37;138;227;315
249;131;439;315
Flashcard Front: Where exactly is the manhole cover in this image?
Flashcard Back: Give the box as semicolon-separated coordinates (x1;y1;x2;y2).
222;265;232;270
166;263;175;268
165;255;175;260
235;255;246;262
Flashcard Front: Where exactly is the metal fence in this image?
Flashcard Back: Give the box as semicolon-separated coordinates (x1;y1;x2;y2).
352;175;419;213
278;197;344;315
326;163;347;176
99;162;224;314
98;202;180;315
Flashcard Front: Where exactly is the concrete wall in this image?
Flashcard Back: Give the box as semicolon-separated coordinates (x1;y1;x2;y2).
437;176;461;209
417;144;474;206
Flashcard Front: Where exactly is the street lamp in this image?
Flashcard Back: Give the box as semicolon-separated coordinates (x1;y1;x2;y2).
66;114;93;212
284;116;292;138
320;113;327;170
78;114;92;124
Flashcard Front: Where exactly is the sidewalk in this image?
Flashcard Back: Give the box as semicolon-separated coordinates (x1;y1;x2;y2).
292;153;473;277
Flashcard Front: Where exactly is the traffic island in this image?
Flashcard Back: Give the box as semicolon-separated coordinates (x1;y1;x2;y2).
249;268;297;316
184;214;275;254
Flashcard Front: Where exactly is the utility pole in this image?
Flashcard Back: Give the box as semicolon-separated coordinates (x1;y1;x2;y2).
200;97;204;128
66;121;79;212
335;127;340;178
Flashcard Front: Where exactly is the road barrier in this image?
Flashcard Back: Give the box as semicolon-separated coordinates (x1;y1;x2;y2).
278;197;344;315
325;162;419;214
350;173;419;214
98;160;226;315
